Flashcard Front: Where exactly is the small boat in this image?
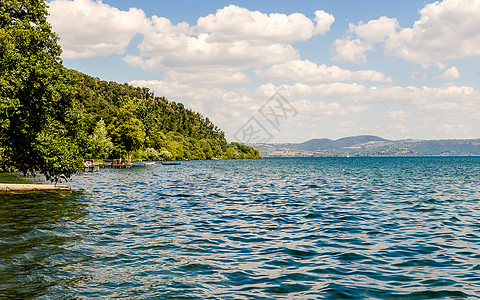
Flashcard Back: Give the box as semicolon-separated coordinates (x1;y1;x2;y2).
143;161;155;165
162;161;181;165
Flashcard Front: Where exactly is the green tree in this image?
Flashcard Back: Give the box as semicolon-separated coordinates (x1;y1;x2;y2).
190;142;206;160
0;0;81;179
164;141;184;160
226;147;239;159
88;119;113;159
199;139;214;159
34;119;81;179
109;100;145;161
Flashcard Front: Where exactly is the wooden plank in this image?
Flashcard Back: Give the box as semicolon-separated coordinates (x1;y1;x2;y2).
0;183;70;193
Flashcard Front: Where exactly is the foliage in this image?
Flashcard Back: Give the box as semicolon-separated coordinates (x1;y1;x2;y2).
0;0;81;179
88;119;113;159
34;120;82;181
108;100;145;159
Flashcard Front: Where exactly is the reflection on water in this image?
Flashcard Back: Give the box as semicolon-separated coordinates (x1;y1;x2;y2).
1;157;480;299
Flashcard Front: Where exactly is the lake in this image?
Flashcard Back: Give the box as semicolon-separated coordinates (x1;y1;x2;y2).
1;157;480;299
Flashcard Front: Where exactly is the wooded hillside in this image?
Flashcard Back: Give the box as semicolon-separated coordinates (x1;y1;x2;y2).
69;70;261;162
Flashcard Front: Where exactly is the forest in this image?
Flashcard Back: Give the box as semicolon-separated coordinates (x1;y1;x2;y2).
0;0;260;180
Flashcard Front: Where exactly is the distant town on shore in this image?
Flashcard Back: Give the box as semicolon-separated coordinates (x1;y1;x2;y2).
252;135;480;157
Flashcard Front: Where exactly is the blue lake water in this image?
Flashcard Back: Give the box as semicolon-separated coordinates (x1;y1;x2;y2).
1;157;480;299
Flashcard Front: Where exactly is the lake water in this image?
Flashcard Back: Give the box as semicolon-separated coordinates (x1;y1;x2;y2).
1;157;480;299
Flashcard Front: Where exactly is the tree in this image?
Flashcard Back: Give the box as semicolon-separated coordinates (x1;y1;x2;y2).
190;142;206;160
164;141;184;160
109;100;145;161
0;0;81;179
88;119;113;159
226;147;239;159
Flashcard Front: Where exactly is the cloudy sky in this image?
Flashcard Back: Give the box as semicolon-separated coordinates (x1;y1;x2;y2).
47;0;480;143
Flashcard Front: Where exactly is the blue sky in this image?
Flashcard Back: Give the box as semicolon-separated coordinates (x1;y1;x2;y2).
47;0;480;143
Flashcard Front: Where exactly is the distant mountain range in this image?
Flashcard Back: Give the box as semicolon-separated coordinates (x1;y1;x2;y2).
251;135;480;157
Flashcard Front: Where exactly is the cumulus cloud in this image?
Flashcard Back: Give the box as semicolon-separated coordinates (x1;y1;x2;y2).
257;59;392;82
385;0;480;64
331;39;372;65
129;5;332;74
434;66;460;80
313;10;335;35
255;82;366;99
48;0;148;58
163;70;249;86
48;2;336;85
333;0;480;66
350;16;399;44
131;39;300;71
331;16;398;64
192;5;332;43
256;82;480;107
128;79;225;102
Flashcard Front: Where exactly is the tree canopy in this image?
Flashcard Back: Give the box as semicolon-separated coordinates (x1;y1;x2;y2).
0;0;82;180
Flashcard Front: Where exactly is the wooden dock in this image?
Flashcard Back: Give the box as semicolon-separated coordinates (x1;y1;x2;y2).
84;159;100;172
105;158;132;168
0;183;70;193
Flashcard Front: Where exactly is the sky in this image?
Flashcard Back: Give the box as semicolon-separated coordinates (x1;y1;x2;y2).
46;0;480;143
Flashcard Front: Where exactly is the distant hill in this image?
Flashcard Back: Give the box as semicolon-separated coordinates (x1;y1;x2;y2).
294;135;388;151
252;136;480;157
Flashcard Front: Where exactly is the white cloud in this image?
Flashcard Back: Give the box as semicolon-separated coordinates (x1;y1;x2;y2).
131;39;300;70
313;10;335;35
257;83;480;106
257;59;392;82
331;16;398;64
293;99;342;116
333;0;480;66
131;5;326;73
192;5;332;43
128;79;225;102
130;79;480;142
434;66;460;80
163;70;249;85
349;16;399;43
331;39;373;65
385;0;480;64
255;82;366;99
135;16;190;57
48;0;149;58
